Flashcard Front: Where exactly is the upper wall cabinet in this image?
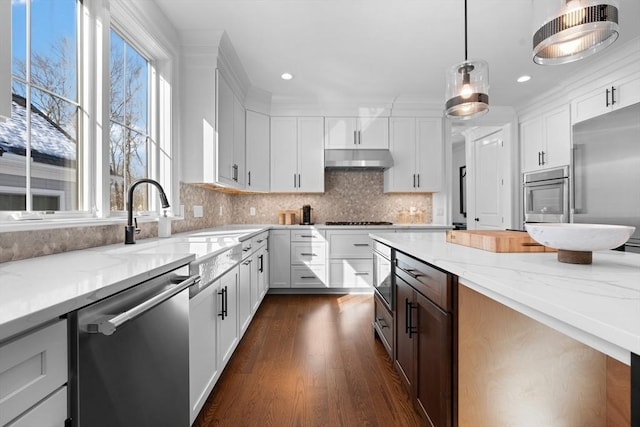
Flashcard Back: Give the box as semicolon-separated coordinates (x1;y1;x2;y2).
520;105;571;173
572;72;640;124
384;117;443;193
1;0;10;122
325;117;388;149
245;110;270;192
216;70;245;189
270;117;324;192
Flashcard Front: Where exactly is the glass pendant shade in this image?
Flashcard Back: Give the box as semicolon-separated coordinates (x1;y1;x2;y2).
533;0;619;65
445;59;489;120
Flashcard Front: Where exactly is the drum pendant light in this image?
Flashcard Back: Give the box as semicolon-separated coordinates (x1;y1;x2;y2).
532;0;619;65
445;0;489;120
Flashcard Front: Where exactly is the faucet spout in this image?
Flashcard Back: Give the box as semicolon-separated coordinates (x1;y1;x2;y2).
125;179;170;244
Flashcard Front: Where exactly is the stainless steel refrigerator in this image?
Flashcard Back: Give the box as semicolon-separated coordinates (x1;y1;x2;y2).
572;102;640;252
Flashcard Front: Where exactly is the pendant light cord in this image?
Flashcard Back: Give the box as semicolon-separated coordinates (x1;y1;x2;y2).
464;0;468;61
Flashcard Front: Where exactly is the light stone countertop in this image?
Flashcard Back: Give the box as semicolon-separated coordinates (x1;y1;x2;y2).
370;231;640;365
0;223;449;343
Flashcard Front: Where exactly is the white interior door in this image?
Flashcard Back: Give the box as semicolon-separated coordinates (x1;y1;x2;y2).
471;130;504;229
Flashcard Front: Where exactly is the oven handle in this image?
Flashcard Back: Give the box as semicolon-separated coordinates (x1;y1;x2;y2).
86;274;200;336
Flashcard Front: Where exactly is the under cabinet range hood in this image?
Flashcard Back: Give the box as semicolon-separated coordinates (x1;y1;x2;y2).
324;149;394;169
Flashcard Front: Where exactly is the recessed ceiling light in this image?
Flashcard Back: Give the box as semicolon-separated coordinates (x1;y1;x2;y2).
517;75;531;83
281;73;293;80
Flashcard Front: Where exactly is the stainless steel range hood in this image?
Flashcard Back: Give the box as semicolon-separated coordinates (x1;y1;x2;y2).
324;149;394;170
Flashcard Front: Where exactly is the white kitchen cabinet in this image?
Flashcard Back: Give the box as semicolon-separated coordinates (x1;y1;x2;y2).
328;259;373;288
572;72;640;124
188;283;219;424
290;229;327;288
238;257;252;335
0;320;67;427
325;117;389;149
245;110;270;192
257;244;268;301
216;70;245;189
1;0;10;122
268;230;291;288
5;386;67;427
520;105;571;173
384;117;443;192
270;117;324;192
217;265;239;367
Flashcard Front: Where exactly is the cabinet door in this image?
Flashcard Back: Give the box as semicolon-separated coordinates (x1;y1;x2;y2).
327;231;373;259
250;251;260;312
238;258;252;335
217;267;239;367
520;117;544;173
415;292;452;427
7;386;67;427
297;117;325;192
395;276;414;392
328;259;373;288
385;118;417;192
0;0;10;121
216;71;235;186
245;110;270;192
268;230;291;288
233;96;246;188
189;284;218;424
416;118;443;192
325;117;358;148
270;117;298;192
359;117;389;149
259;247;269;300
543;106;571;169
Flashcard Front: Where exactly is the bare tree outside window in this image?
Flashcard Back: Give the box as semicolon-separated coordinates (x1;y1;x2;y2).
109;30;149;211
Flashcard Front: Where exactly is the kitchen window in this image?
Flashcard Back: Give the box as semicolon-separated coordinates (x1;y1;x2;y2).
0;0;177;224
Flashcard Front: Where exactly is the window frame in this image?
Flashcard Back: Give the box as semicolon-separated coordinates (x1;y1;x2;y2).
0;0;179;228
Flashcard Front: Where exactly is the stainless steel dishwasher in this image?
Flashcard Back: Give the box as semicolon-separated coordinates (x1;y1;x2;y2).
69;268;199;427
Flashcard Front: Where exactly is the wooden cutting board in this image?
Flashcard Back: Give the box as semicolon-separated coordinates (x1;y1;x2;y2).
446;230;557;253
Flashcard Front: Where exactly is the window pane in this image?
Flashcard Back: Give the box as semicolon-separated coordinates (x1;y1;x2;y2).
0;85;28;211
11;1;27;79
30;0;77;101
110;123;148;211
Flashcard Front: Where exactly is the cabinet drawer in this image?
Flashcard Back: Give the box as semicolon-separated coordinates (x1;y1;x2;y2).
291;229;324;242
291;265;327;288
372;240;391;259
291;242;326;265
328;259;373;288
6;386;67;427
374;295;393;357
252;232;268;250
328;232;373;258
395;251;452;312
0;320;68;426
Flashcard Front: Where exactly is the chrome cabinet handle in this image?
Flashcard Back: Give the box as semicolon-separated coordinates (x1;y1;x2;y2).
86;274;200;336
353;243;370;247
300;235;316;238
300;276;316;279
300;253;317;256
354;272;369;276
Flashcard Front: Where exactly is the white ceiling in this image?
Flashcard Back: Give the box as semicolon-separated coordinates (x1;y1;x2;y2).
151;0;640;108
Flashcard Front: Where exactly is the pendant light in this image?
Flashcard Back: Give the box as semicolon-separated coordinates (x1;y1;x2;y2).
445;0;489;120
532;0;619;65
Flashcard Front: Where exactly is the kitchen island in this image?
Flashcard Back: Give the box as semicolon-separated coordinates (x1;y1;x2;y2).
370;231;639;426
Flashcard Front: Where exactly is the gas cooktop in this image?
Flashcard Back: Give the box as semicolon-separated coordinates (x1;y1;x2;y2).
325;221;394;226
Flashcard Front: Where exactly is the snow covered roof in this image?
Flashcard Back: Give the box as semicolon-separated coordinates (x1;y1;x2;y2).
0;95;77;168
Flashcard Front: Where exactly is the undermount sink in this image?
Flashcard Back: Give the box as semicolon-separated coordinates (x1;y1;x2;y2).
525;223;636;264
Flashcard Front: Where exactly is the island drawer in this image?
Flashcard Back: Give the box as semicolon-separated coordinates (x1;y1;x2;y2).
395;251;453;312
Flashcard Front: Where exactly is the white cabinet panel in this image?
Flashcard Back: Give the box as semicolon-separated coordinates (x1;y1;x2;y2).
291;265;328;288
385;117;442;192
217;266;239;367
6;386;67;427
270;117;324;192
245;110;270;192
238;258;252;335
328;232;373;259
188;284;218;424
328;260;373;288
216;70;245;189
520;105;570;173
291;242;326;265
268;230;291;288
325;117;388;149
573;73;640;124
0;320;67;427
291;228;324;242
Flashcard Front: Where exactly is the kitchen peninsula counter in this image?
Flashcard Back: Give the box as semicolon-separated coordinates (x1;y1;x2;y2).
370;231;640;365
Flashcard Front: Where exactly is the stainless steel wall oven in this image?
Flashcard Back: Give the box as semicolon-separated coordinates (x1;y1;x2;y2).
523;166;570;224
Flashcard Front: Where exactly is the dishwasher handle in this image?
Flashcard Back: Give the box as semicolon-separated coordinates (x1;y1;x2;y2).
86;274;200;336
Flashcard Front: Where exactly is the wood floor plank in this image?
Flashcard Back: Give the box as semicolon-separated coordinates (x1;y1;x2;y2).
193;294;423;427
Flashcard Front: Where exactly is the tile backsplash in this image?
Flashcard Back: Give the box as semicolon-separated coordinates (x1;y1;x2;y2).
0;171;432;262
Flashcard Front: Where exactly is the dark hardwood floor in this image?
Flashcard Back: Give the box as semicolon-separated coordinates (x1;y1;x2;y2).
193;294;424;427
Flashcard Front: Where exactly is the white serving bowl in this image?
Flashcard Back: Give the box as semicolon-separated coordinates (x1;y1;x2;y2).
525;223;635;252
